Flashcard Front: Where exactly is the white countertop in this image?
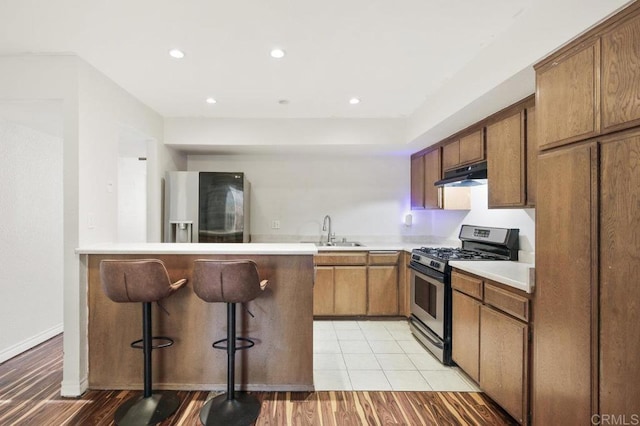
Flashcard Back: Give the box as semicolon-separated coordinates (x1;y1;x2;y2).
76;242;318;255
449;260;535;294
315;243;417;253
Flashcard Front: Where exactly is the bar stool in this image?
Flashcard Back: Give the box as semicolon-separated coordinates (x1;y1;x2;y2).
99;259;187;426
192;259;268;426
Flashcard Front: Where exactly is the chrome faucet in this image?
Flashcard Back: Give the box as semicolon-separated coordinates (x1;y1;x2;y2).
322;215;334;246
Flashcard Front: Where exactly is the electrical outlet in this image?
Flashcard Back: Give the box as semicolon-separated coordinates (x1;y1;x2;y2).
271;220;280;229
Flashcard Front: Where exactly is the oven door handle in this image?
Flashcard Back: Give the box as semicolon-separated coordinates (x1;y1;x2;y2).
408;262;445;282
411;319;444;349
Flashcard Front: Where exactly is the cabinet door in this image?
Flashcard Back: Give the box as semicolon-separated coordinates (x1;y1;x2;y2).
423;148;442;209
452;290;480;383
526;106;537;206
602;13;640;133
313;266;334;315
410;155;425;209
533;143;595;426
487;112;525;207
334;266;367;315
599;132;640;417
536;40;600;149
459;130;485;165
442;140;460;170
480;305;528;424
367;265;398;315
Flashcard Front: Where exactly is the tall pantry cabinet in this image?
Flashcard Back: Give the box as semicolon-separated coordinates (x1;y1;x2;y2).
533;4;640;424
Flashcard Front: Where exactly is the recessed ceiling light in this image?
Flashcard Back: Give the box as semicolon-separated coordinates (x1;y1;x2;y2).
205;97;217;104
169;49;185;59
349;97;361;105
270;48;286;59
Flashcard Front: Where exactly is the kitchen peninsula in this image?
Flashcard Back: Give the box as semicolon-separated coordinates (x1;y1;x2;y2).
76;243;316;391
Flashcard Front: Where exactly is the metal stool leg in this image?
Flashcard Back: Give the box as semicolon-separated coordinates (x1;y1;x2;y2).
200;303;261;426
113;302;180;426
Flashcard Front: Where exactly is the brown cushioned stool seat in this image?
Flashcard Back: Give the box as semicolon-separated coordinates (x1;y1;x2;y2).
100;259;187;426
192;259;268;426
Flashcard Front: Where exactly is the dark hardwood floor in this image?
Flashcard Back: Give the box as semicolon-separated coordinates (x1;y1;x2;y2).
0;335;516;425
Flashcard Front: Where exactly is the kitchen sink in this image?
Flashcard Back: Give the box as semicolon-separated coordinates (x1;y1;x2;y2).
301;241;365;247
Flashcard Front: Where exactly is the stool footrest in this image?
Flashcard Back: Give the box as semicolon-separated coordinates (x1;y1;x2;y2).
212;337;255;351
130;336;174;350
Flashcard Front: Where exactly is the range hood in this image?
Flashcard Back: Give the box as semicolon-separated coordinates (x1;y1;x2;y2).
434;161;487;187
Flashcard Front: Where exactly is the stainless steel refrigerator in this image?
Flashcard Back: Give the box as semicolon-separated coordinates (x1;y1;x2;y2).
164;171;250;243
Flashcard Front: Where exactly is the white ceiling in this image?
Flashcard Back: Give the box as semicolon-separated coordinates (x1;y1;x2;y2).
0;0;531;119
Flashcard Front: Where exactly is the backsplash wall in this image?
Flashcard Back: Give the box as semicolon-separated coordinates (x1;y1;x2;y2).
412;185;535;252
187;153;420;241
187;154;535;250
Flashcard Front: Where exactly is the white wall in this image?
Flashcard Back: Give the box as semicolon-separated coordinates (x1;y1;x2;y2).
165;117;408;154
406;0;632;149
187;154;535;249
188;153;419;242
0;118;64;363
412;185;535;252
0;54;183;396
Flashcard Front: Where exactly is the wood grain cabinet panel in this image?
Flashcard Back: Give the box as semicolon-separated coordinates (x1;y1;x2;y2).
601;13;640;132
452;290;481;383
599;132;640;418
334;266;367;316
487;112;525;207
451;271;483;299
367;265;399;315
442;140;460;170
313;266;335;315
526;107;537;206
533;143;595;426
484;282;529;322
480;305;528;424
459;130;485;166
537;40;600;149
423;148;442;209
410;155;425;209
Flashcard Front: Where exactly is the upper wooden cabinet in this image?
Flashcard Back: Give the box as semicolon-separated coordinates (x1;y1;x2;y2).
526;107;537;206
487;111;525;207
410;155;424;209
443;130;485;171
442;140;460;170
411;148;469;210
460;130;485;165
536;39;600;150
423;148;442;209
601;12;640;133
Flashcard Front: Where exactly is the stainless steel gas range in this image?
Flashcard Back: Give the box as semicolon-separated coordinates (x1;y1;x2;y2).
407;224;519;365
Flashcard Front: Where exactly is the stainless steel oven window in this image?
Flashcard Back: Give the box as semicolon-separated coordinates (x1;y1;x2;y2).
410;269;445;339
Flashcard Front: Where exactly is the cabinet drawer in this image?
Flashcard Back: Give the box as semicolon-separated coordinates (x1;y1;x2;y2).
451;271;483;299
368;251;400;265
315;252;367;266
484;282;529;322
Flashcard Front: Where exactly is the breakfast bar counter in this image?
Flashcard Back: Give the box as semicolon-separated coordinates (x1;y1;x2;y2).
76;243;317;392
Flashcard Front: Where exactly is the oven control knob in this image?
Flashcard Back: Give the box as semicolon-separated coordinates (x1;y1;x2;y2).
430;260;440;269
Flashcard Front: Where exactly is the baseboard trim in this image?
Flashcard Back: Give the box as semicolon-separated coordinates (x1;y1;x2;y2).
61;377;88;397
0;323;63;364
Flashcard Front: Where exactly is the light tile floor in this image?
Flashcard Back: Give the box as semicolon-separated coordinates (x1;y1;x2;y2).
313;319;481;392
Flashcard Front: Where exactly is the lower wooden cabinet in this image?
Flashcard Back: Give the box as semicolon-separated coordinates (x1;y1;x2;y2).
451;269;531;425
452;290;481;382
334;266;367;315
368;265;398;315
480;305;529;424
313;266;335;315
313;251;400;317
